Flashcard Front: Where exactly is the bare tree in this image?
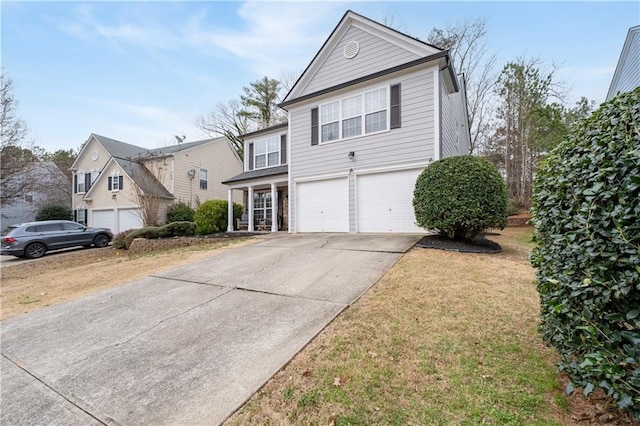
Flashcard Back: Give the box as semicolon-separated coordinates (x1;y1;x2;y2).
427;18;497;154
126;158;173;227
196;76;287;160
196;99;251;159
1;72;35;206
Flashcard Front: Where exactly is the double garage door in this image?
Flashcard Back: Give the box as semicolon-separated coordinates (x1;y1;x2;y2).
296;168;424;233
91;208;143;234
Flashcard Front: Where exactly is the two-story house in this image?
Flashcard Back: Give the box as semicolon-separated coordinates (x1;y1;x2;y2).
72;134;242;234
223;10;470;234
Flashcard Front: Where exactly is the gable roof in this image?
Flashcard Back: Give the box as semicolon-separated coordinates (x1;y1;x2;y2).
84;157;173;200
222;165;288;185
282;9;443;104
607;25;640;101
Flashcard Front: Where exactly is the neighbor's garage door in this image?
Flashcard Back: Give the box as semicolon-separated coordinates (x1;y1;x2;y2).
357;169;424;233
118;208;143;233
91;210;115;232
296;177;349;232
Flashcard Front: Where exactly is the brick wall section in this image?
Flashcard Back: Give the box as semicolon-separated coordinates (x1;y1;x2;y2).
128;237;226;255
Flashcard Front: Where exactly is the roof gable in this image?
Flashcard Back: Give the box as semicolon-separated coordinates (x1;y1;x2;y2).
607;25;640;101
283;10;441;102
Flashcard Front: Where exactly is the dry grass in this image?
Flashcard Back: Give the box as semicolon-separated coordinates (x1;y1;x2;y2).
225;227;568;425
0;239;254;320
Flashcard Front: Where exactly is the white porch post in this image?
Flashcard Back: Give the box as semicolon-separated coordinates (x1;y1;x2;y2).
271;183;277;232
227;188;234;232
248;186;254;232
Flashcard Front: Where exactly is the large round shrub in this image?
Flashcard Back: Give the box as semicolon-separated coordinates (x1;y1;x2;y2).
193;199;243;235
530;88;640;420
413;155;507;239
166;201;195;223
35;205;72;221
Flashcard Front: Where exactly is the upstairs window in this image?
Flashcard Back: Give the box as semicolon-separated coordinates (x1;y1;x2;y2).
199;169;208;190
108;173;123;191
313;84;400;145
251;136;282;170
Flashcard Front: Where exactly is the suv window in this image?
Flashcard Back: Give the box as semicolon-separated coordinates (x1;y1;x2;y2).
61;222;84;231
25;226;41;233
40;223;62;232
2;226;18;236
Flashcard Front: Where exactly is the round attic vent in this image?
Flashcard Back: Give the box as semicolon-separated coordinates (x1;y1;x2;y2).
343;40;360;59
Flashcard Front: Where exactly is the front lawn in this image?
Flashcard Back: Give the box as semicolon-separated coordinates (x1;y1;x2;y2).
225;227;570;425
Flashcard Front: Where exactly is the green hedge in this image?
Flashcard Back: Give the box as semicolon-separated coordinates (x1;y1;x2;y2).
531;88;640;420
35;205;72;221
194;199;243;235
166;201;195;223
123;227;161;250
157;221;196;238
413;155;508;240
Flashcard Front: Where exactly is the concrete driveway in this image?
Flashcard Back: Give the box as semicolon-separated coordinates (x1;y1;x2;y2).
0;233;420;425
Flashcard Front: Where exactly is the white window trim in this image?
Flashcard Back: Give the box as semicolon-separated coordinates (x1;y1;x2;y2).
318;85;391;145
253;191;273;222
110;171;122;192
76;170;86;194
199;168;208;190
252;135;282;170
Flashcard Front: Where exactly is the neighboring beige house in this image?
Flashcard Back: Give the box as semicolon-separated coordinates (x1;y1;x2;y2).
71;134;242;233
224;10;470;233
607;25;640;101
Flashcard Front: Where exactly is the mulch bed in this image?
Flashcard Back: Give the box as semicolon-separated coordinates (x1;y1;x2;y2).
416;233;502;253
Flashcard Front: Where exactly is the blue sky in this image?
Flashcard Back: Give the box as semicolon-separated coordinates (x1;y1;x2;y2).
2;1;639;152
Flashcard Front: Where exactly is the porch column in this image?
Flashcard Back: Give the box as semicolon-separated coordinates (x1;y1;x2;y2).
227;188;234;232
247;186;254;232
271;183;277;232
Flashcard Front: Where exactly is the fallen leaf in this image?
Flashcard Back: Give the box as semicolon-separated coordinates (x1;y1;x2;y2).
333;377;341;387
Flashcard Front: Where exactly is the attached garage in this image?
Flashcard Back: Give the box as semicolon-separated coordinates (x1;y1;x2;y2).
356;168;424;233
90;208;142;234
296;177;349;232
91;210;115;232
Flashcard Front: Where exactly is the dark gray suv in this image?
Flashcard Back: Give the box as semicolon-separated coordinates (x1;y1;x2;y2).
1;220;113;259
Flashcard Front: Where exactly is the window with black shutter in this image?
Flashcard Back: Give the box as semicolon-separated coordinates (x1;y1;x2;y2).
311;108;319;146
390;84;401;129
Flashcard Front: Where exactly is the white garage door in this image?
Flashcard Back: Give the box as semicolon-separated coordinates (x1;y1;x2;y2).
91;210;115;232
357;169;424;233
118;208;143;233
296;178;349;232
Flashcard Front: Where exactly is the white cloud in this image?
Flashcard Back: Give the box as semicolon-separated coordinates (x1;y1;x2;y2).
186;2;347;76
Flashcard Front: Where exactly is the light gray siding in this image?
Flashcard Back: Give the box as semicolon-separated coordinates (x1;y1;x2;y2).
439;72;470;158
607;26;640;101
300;26;421;97
289;66;437;232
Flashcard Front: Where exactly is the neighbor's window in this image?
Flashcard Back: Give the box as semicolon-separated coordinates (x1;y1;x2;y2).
318;86;388;143
199;169;208;190
108;173;123;191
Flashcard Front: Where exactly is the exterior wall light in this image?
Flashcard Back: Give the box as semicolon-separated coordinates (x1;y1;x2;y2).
348;151;355;160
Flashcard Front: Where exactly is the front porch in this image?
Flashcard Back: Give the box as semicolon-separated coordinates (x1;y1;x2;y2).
223;166;288;233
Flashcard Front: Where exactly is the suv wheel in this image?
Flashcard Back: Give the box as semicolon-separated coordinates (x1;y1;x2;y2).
25;243;46;259
93;234;110;248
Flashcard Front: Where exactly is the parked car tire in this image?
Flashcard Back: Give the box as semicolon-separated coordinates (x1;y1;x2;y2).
93;234;110;248
24;242;46;259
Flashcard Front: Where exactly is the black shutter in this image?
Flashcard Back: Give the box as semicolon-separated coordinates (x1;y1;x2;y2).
74;175;78;194
74;210;77;222
280;134;287;164
311;108;319;146
118;175;124;190
85;173;91;192
108;176;112;191
83;209;88;225
390;84;401;129
248;143;254;170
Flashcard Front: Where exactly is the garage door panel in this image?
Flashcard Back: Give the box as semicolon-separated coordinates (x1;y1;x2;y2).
118;209;143;232
357;169;424;233
92;210;115;232
297;178;348;232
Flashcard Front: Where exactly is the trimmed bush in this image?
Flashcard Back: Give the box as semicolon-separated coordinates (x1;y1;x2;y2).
113;229;136;249
35;205;72;221
413;155;508;240
193;200;243;235
158;221;196;238
166;201;195;223
530;88;640;420
123;226;161;250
